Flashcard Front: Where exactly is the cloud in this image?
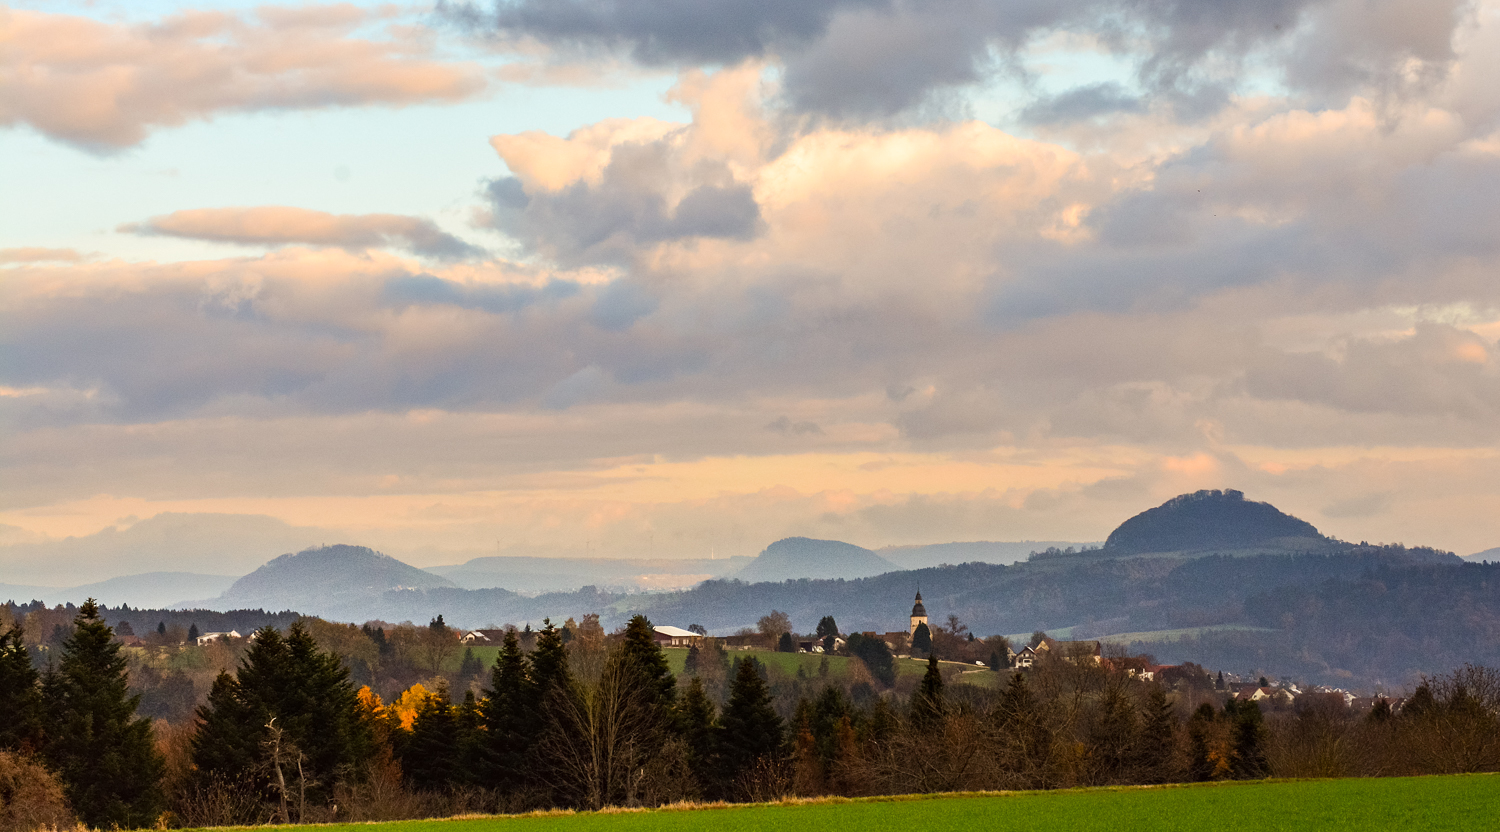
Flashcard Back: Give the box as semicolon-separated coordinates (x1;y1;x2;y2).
0;248;84;264
450;0;1478;121
122;207;485;259
0;8;487;150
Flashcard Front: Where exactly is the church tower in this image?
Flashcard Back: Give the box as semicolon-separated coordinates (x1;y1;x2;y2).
909;590;928;636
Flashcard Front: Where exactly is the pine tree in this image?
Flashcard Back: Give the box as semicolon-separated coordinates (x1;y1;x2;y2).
188;623;200;642
911;654;945;729
910;622;933;656
1135;685;1178;783
193;623;371;809
676;676;717;780
403;686;461;791
1230;700;1268;779
190;671;266;803
42;599;165;829
478;628;536;793
716;657;784;793
815;616;839;640
156;621;166;636
777;632;795;653
1086;684;1137;783
618;615;675;712
458;647;484;679
683;644;701;675
0;623;42;752
530;619;572;702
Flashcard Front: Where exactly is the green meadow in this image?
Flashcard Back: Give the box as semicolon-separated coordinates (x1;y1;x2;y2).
190;775;1500;832
452;646;997;686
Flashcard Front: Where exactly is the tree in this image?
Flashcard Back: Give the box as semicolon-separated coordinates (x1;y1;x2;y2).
459;646;484;678
716;657;784;795
687;624;708;636
1228;700;1268;779
1029;631;1048;649
675;676;717;781
845;634;895;687
478;628;535;794
815;616;839;640
157;621;166;636
403;686;462;791
910;654;945;729
192;623;371;810
42;599;165;829
0;624;42;752
188;623;200;641
777;632;795;653
618;615;675;713
1136;685;1178;783
757;611;791;641
683;644;701;675
910;622;933;656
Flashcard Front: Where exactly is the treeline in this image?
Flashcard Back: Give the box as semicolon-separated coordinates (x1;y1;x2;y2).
1141;562;1500;684
7;603;1500;830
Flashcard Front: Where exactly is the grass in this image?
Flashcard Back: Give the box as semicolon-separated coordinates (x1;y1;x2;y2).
186;775;1500;832
456;645;1002;689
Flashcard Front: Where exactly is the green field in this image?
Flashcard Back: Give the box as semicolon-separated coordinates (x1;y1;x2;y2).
454;646;996;688
190;775;1500;832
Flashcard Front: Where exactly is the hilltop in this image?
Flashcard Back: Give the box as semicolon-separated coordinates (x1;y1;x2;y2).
734;537;898;582
214;544;455;614
1103;489;1326;554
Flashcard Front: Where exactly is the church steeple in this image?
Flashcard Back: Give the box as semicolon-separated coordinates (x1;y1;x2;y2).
909;590;928;636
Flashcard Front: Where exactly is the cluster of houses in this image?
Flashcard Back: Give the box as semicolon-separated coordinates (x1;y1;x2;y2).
451;593;1370;710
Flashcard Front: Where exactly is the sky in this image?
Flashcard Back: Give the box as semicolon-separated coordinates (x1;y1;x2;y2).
4;0;1500;583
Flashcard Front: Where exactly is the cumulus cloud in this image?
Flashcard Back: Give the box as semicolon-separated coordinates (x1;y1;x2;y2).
11;6;1500;557
122;207;486;259
0;7;487;150
450;0;1477;120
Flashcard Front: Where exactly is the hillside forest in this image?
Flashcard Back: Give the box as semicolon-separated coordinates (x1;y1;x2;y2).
5;601;1500;830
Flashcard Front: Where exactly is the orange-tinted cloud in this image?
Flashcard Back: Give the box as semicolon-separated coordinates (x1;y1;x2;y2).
122;207;483;259
0;8;487;150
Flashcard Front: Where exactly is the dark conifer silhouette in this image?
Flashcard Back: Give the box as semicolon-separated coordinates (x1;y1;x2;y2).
716;657;784;793
43;599;165;829
0;624;42;752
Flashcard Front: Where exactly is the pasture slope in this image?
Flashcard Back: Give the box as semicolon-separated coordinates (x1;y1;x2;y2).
193;775;1499;832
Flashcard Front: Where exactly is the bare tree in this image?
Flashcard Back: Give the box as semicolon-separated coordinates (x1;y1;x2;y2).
537;649;661;809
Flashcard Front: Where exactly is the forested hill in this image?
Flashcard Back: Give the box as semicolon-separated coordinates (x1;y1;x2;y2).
1104;489;1326;553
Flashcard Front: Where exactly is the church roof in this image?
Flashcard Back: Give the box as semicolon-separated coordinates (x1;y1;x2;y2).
911;591;927;617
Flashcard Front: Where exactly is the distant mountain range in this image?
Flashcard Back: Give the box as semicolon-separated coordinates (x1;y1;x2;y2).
0;572;237;610
1465;546;1500;562
16;488;1498;689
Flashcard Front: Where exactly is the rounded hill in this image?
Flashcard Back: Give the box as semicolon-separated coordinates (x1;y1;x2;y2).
735;537;898;582
1104;489;1324;554
216;544;454;610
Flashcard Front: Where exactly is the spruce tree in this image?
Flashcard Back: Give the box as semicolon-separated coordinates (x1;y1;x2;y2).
911;653;945;728
618;615;675;712
193;623;370;808
676;676;717;780
529;619;572;702
911;622;933;656
716;657;784;793
42;599;165;829
403;686;461;791
478;628;536;793
190;671;266;801
1230;700;1268;779
1135;685;1178;783
0;624;42;752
